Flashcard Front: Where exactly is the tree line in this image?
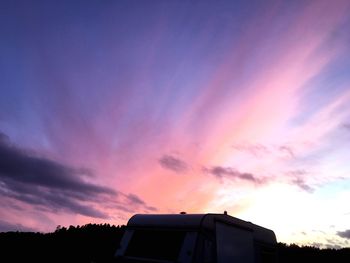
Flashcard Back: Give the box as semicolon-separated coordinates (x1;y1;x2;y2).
0;223;349;262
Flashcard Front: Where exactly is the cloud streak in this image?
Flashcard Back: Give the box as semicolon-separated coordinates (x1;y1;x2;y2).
291;178;314;193
159;155;188;173
232;143;295;159
204;166;261;183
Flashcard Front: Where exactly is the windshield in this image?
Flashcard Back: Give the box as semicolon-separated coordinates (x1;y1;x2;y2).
124;229;186;261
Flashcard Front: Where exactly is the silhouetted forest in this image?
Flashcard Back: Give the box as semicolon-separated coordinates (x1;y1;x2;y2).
0;223;124;263
0;223;349;262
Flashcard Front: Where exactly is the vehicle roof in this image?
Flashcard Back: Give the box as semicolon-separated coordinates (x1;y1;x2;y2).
127;213;276;244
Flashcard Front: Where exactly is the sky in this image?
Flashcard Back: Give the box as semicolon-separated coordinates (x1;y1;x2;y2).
1;0;350;248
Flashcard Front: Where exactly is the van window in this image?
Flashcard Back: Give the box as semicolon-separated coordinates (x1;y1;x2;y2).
124;229;186;261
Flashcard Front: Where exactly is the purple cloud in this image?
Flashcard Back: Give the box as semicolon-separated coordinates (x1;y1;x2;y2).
204;166;260;183
159;155;188;173
291;178;314;193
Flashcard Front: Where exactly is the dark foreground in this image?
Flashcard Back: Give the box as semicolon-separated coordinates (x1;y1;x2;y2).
0;224;349;263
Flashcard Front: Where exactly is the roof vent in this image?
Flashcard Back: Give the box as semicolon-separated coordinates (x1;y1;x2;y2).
180;211;186;214
224;211;228;215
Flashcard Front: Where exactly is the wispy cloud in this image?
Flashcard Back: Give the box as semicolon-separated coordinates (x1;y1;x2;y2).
126;193;157;212
159;155;188;173
232;143;270;157
204;166;261;183
291;178;314;193
232;143;295;159
279;145;296;159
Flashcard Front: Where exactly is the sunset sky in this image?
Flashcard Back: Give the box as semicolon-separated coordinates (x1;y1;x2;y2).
1;0;350;248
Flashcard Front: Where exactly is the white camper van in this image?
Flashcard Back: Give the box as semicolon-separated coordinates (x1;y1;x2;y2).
115;213;277;263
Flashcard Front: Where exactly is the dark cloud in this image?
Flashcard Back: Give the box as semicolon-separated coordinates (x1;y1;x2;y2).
337;229;350;239
204;166;260;183
291;178;313;193
144;205;157;212
285;170;313;192
0;140;114;195
0;132;9;142
127;193;145;205
159;155;188;173
125;194;157;212
0;219;36;232
0;132;155;218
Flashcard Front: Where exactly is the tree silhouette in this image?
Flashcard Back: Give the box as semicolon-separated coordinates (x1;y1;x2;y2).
0;224;349;262
0;223;124;263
